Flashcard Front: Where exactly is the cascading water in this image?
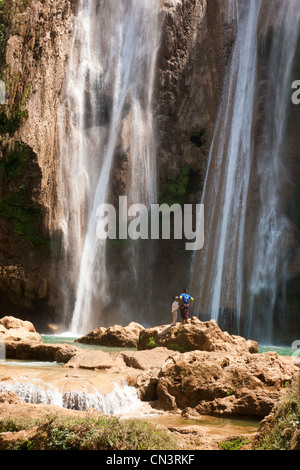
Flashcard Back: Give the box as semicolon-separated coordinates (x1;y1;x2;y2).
0;380;144;415
190;0;300;345
59;0;161;335
244;0;300;343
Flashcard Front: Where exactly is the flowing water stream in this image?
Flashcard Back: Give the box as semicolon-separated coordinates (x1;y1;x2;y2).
0;377;143;415
59;0;161;335
190;0;300;345
0;360;259;436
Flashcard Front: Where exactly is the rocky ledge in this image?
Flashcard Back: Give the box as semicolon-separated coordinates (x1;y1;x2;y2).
75;322;145;348
138;317;258;354
137;349;298;418
75;316;258;354
66;318;298;419
0;316;80;363
0;316;299;422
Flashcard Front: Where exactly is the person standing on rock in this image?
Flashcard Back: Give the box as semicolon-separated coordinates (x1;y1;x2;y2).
179;289;194;324
171;296;179;327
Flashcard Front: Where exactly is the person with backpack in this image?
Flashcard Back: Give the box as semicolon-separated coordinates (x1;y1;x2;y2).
179;289;194;324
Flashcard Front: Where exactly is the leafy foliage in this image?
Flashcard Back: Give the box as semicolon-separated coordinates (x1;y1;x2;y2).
159;164;191;206
0;141;34;180
219;438;250;451
0;413;178;450
146;336;159;349
254;373;300;450
0;185;45;247
0;106;28;136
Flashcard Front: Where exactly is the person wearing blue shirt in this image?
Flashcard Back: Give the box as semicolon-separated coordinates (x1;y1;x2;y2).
179;289;194;324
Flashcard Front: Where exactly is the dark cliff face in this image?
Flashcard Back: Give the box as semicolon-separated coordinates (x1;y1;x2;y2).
141;0;236;324
0;0;75;330
156;0;235;190
0;0;236;330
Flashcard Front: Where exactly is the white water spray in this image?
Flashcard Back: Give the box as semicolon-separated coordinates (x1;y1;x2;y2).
0;380;143;415
59;0;161;335
191;0;300;343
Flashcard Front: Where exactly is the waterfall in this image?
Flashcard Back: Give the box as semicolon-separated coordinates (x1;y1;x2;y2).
190;0;300;344
0;380;144;415
59;0;161;335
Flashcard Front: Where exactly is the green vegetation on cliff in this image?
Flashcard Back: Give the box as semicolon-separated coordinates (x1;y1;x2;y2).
0;185;45;247
0;0;32;132
0;106;28;135
159;164;191;206
254;372;300;450
0;141;34;180
0;0;10;68
0;183;61;257
0;0;61;265
0;0;31;68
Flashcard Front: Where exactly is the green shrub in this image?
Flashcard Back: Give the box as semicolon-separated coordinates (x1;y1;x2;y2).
159;165;191;206
219;438;250;451
0;107;28;136
168;343;187;353
0;413;178;450
0;416;40;433
0;186;45;247
254;373;300;450
0;141;34;180
146;336;158;349
49;415;177;450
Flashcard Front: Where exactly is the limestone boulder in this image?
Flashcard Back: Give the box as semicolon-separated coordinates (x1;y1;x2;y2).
4;341;81;364
0;316;80;363
150;350;299;417
138;317;258;354
76;322;145;348
0;316;42;344
121;347;177;370
64;350;125;370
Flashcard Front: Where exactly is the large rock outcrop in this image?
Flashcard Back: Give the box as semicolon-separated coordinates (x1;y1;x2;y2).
1;316;299;428
138;317;258;354
0;316;42;344
0;316;80;362
4;341;80;364
136;349;299;418
76;322;145;349
73;317;299;420
0;0;76;328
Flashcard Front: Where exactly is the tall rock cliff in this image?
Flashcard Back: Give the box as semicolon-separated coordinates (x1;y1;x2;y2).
0;0;236;330
0;0;75;329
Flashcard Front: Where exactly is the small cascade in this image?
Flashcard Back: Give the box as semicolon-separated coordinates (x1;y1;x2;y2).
0;380;143;415
0;380;63;407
